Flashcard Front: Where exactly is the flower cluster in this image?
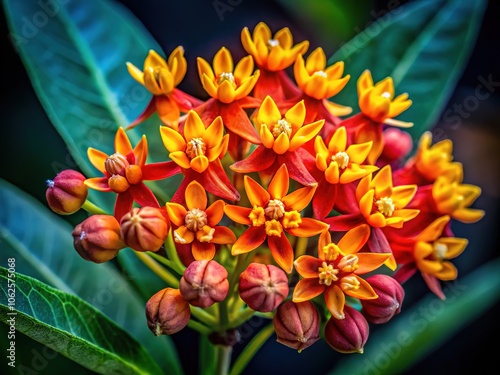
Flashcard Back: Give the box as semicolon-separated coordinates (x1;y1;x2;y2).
46;22;484;355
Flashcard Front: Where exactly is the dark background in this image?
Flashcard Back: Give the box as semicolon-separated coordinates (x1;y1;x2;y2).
1;0;499;374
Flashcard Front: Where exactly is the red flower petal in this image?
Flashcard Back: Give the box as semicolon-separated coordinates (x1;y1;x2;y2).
141;161;181;180
268;233;294;273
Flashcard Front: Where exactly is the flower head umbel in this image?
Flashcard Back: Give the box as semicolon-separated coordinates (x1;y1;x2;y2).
167;180;236;261
391;215;468;299
230;96;324;186
312;126;379;219
342;70;413;164
194;47;261;160
127;47;202;129
224;164;328;273
241;22;309;101
85;127;180;220
292;47;352;131
160;110;239;203
293;225;391;319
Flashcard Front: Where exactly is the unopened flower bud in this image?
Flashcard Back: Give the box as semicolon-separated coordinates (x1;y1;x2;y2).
361;274;404;324
273;300;320;352
105;153;129;175
46;169;88;215
179;260;229;308
324;305;369;354
72;215;125;263
145;288;190;336
239;263;289;312
120;207;170;252
379;128;413;165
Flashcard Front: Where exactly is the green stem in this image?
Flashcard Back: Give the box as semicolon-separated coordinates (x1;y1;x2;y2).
81;200;108;215
187;319;212;335
228;307;255;329
134;251;179;288
216;345;232;375
229;323;275;375
190;306;218;327
219;298;230;329
164;230;186;275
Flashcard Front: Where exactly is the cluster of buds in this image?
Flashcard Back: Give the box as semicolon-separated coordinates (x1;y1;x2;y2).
46;21;483;355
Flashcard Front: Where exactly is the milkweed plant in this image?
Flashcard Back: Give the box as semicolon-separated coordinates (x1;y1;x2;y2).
1;1;492;375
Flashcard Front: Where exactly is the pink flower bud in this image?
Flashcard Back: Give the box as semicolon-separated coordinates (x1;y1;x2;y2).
239;263;289;312
273;300;320;352
120;207;170;252
361;274;404;324
72;215;125;263
380;128;413;164
146;288;190;335
46;169;88;215
324;305;369;354
179;260;229;308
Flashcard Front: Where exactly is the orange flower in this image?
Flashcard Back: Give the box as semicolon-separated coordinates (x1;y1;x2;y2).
312;126;379;219
230;96;324;186
167;181;236;261
127;47;202;129
293;226;391;319
160;110;239;202
241;22;309;101
391;215;468;300
224;164;328;273
85;128;179;220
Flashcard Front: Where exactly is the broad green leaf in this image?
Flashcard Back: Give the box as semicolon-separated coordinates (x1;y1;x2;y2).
329;0;486;141
0;267;162;375
327;257;500;375
2;0;180;210
0;178;182;375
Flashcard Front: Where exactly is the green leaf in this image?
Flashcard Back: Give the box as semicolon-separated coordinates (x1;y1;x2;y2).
2;0;178;210
329;0;487;141
0;267;162;375
327;257;500;375
0;178;182;375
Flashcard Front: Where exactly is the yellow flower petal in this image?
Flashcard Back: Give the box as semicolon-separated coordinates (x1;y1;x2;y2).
185;181;208;210
213;47;234;76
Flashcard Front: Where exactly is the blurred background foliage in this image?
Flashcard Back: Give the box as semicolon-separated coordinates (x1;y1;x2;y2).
1;0;499;374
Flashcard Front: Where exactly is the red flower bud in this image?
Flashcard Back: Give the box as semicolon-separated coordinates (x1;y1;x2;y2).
239;263;289;312
145;288;190;335
361;274;404;324
179;260;229;308
324;305;369;354
120;207;170;252
379;128;413;165
72;215;125;263
273;300;320;352
46;169;88;215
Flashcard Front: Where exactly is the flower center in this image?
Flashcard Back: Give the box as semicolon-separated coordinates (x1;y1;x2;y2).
184;208;208;231
376;196;395;217
265;219;283;236
267;39;279;48
381;91;391;99
249;206;266;226
186;138;206;159
322;243;343;261
337;254;359;273
433;242;448;260
105;153;129;175
217;72;236;88
318;261;339;286
265;199;285;219
313;70;327;78
331;151;349;169
272;119;292;138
